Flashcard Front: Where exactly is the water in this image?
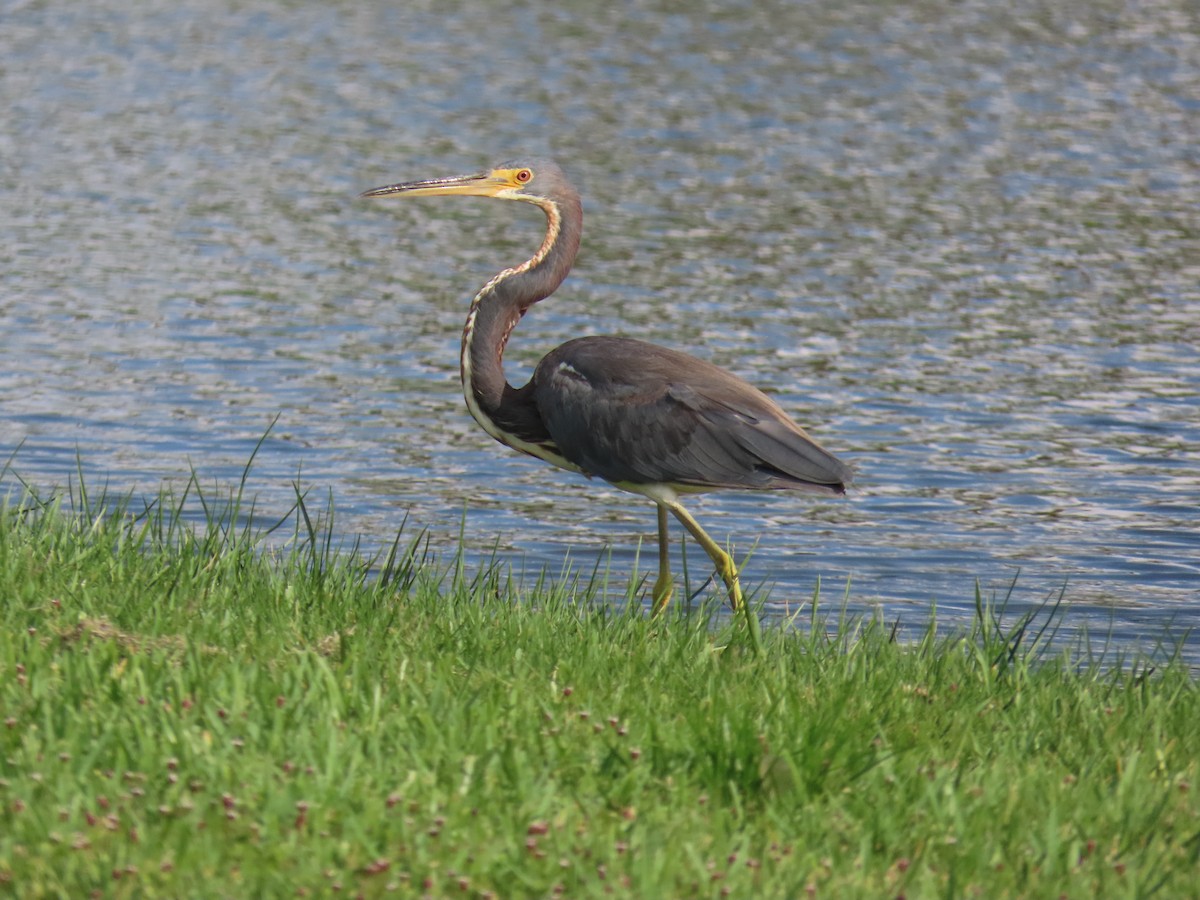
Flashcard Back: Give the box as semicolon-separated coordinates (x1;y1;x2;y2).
3;0;1198;658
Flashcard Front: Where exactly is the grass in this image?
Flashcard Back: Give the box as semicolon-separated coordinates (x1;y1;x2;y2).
1;469;1198;898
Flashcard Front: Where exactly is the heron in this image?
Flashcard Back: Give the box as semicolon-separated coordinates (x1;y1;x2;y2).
360;158;850;650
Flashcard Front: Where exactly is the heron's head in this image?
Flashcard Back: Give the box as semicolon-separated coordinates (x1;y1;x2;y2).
360;158;570;206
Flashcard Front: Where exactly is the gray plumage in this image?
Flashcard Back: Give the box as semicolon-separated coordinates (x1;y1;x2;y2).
533;335;850;492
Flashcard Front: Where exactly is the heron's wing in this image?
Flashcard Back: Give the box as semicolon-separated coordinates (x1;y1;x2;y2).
531;336;850;492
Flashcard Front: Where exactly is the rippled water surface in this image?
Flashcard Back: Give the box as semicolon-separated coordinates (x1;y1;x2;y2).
3;0;1198;656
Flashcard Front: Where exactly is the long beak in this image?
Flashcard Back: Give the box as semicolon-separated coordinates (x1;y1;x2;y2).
360;171;507;200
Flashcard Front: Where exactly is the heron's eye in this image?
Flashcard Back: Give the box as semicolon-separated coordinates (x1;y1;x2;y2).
515;169;533;183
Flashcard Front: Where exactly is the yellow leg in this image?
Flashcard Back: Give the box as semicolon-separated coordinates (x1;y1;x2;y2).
666;502;744;609
666;500;763;656
650;504;674;617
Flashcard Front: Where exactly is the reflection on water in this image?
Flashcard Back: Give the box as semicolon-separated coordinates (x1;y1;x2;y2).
2;0;1197;658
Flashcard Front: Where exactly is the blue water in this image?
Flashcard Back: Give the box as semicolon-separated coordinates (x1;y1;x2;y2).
2;0;1197;659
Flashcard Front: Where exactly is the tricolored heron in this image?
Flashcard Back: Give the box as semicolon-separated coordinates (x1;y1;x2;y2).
361;158;850;649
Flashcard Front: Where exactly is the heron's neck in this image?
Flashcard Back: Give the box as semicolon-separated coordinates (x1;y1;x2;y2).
460;195;582;426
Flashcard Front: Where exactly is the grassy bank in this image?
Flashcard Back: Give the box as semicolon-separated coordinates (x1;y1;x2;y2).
1;478;1197;898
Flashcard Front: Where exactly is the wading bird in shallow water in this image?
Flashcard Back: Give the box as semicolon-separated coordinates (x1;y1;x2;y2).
361;159;850;651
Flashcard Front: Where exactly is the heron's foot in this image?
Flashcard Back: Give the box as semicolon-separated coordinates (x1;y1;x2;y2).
713;555;763;656
663;501;763;656
713;555;745;612
650;570;674;618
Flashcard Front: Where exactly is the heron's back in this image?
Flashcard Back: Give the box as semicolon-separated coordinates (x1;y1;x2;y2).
531;336;851;493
